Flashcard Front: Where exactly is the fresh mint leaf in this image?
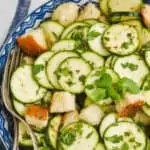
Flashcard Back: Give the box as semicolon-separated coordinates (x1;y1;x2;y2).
89;88;106;101
33;64;44;75
87;31;100;40
105;135;123;143
107;87;121;100
95;73;112;88
116;77;140;95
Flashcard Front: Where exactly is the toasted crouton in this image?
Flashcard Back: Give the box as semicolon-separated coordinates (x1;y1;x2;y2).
25;105;48;130
77;3;100;21
62;110;79;127
50;92;76;113
79;104;104;125
141;5;150;28
17;28;48;56
52;2;79;26
116;92;145;117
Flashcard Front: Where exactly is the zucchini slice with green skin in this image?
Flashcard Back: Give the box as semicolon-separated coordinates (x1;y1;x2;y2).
94;142;106;150
40;21;64;38
108;0;142;12
84;19;99;25
51;40;77;52
100;113;117;138
48;115;62;149
61;22;89;39
104;122;147;150
100;113;133;138
122;20;142;50
142;104;150;117
110;56;118;68
103;24;139;56
100;0;109;15
46;51;79;89
142;74;150;91
145;50;150;68
113;55;149;87
88;23;110;56
19;122;47;147
81;51;105;69
58;122;99;150
105;56;113;68
142;28;150;46
57;57;92;94
33;51;54;89
109;12;140;23
13;99;26;116
11;65;47;103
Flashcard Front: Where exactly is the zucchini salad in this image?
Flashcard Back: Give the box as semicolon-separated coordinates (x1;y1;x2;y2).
10;0;150;149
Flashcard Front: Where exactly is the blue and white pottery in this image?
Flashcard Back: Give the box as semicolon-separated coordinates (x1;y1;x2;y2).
0;0;98;149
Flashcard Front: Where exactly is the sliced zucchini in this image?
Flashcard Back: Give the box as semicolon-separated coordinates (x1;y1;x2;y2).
103;24;139;55
61;22;89;39
48;115;62;149
41;21;64;38
100;113;133;138
58;122;99;150
33;51;54;89
145;50;150;68
18;122;33;147
84;19;99;25
123;20;142;50
109;12;140;23
100;113;117;138
57;57;91;94
111;56;118;68
113;55;149;87
13;99;26;116
142;74;150;91
51;40;76;52
46;51;79;89
105;56;113;68
18;122;47;147
94;142;106;150
108;0;142;12
42;91;51;107
104;122;147;150
81;51;105;68
88;23;110;56
100;0;109;15
142;104;150;117
11;65;46;103
142;28;150;46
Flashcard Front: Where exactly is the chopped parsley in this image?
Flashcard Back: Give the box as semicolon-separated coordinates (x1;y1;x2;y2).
60;129;76;145
86;132;93;139
33;64;44;75
121;62;138;71
105;135;123;143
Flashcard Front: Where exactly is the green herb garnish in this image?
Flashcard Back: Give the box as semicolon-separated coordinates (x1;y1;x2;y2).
33;64;44;75
121;62;138;71
105;135;123;143
116;77;140;95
